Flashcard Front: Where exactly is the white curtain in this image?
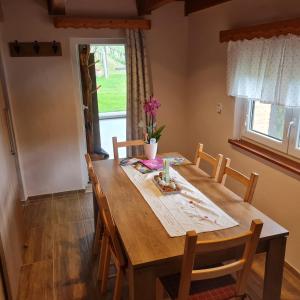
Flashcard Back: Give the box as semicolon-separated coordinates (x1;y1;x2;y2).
227;34;300;107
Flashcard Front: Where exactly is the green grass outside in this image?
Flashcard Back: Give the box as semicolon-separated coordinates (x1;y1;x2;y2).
96;73;127;113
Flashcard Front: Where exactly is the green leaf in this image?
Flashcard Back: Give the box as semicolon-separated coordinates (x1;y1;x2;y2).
151;125;166;142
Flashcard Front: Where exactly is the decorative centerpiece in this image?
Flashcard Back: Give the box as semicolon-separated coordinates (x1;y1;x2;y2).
143;96;165;160
153;172;181;195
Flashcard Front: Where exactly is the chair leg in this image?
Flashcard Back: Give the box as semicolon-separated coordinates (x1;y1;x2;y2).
97;233;108;282
93;212;101;255
156;278;165;300
113;266;124;300
100;242;111;295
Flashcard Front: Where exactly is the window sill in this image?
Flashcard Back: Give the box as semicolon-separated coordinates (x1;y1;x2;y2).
228;139;300;176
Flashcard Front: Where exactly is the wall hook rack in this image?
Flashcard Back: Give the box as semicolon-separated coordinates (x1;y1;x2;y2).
52;40;58;54
33;41;40;54
13;40;20;54
9;40;62;57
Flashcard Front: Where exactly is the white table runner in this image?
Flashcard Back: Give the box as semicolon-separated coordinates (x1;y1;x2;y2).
121;165;238;237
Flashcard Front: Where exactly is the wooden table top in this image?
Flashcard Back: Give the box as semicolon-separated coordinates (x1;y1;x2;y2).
93;153;288;269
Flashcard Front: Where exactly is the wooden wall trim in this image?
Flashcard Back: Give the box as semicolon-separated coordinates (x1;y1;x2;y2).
185;0;232;15
53;17;151;30
220;18;300;42
285;261;300;279
27;189;86;201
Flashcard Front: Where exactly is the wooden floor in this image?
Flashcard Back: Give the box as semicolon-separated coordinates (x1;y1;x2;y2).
18;190;300;300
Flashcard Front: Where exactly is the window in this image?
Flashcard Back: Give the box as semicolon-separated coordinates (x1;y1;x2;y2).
227;35;300;162
242;100;300;159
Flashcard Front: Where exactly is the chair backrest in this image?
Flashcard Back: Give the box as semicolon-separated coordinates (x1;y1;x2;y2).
194;143;223;180
217;158;259;203
177;219;263;300
94;182;126;267
85;153;97;185
85;153;92;169
112;136;145;160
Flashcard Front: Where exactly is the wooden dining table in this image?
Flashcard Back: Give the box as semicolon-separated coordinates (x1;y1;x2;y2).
93;153;289;300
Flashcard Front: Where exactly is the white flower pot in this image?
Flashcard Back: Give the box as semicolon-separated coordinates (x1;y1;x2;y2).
144;143;158;160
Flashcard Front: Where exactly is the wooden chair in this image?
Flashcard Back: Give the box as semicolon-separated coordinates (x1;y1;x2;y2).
112;136;145;160
156;219;263;300
194;143;223;180
94;182;127;300
217;158;259;203
85;153;97;184
85;153;103;255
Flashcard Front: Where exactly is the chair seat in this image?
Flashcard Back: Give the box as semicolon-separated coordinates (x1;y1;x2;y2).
160;273;236;300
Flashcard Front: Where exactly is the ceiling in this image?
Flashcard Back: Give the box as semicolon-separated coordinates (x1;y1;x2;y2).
47;0;232;16
135;0;233;16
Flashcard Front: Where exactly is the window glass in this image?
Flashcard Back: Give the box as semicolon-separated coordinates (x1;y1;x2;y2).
90;45;127;113
250;101;285;141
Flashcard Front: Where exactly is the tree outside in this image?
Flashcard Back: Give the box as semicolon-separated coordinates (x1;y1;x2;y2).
90;45;127;113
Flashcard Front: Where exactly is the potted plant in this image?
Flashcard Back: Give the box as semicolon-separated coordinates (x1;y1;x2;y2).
143;96;165;159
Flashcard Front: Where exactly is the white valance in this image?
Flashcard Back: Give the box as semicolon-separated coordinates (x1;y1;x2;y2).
227;34;300;107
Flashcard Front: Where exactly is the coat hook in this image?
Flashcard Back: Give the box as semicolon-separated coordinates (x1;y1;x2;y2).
14;40;20;54
33;41;40;54
52;40;58;54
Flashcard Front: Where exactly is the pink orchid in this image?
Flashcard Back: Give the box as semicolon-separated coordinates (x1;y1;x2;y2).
144;96;161;117
143;96;165;143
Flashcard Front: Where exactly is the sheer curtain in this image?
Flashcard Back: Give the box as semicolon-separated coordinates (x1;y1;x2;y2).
227;34;300;107
126;29;152;156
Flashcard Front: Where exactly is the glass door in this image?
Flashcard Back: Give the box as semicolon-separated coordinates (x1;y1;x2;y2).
90;44;127;159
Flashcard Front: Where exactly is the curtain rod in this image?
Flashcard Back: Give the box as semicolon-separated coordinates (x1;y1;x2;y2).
220;18;300;42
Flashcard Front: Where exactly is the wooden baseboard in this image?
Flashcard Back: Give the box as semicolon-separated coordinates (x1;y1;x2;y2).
27;189;86;201
285;261;300;278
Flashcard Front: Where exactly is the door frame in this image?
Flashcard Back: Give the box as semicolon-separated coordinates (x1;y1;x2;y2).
0;49;25;200
69;37;126;186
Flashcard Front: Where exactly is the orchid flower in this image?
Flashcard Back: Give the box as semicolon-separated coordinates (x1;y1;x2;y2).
143;96;165;144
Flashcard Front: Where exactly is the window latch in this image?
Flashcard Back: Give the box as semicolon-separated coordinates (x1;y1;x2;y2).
287;120;295;138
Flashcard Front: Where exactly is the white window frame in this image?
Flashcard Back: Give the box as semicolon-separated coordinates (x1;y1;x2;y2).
288;107;300;158
241;100;300;159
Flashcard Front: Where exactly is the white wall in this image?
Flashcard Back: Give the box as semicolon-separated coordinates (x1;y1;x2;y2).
186;0;300;272
145;3;189;155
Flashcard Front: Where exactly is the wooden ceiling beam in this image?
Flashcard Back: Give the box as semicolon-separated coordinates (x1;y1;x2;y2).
47;0;66;15
53;17;151;30
185;0;232;15
136;0;182;16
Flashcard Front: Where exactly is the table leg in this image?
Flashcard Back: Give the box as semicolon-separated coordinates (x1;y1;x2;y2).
127;260;181;300
128;265;156;300
93;190;98;229
263;236;287;300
